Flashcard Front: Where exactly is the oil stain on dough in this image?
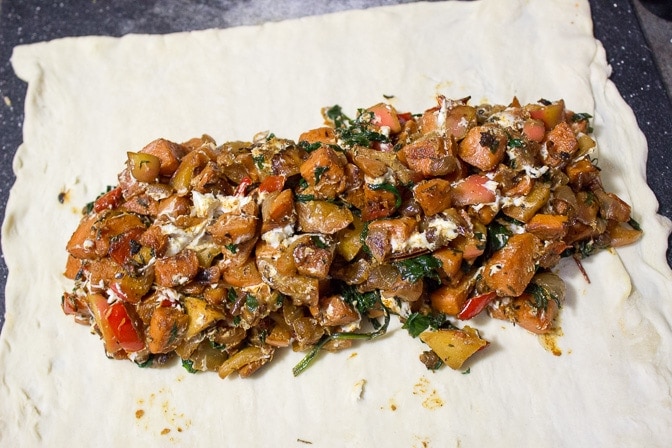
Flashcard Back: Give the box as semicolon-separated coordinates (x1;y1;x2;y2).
135;386;192;443
413;376;444;410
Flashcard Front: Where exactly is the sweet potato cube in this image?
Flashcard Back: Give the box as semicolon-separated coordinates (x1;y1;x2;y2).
526;214;568;240
140;138;185;176
483;233;541;297
413;178;452;216
298;127;336;145
458;125;507;171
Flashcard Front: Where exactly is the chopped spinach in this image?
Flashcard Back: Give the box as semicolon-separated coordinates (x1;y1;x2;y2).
394;254;442;283
403;312;448;338
368;182;402;209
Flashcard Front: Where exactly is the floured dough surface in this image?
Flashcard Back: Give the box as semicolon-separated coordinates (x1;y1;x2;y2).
2;1;671;446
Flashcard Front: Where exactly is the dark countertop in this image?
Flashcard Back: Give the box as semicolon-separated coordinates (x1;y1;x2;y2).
0;0;670;332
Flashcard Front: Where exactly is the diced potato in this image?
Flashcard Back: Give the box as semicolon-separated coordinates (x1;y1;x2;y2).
296;200;353;234
147;306;189;354
542;121;578;168
502;182;551;223
183;296;226;339
154;249;200;288
419;326;488;370
298;127;336;145
218;346;273;379
335;215;365;261
399;133;457;177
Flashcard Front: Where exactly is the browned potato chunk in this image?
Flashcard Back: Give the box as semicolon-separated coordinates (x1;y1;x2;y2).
296;200;353;234
315;295;360;327
542;121;578;168
399;134;457;177
292;236;334;279
298;127;336;145
208;213;258;245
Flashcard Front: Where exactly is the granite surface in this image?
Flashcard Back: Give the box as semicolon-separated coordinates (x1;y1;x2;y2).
0;0;670;332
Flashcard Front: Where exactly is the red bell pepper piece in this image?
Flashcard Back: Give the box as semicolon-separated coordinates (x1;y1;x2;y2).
457;291;497;320
235;176;253;196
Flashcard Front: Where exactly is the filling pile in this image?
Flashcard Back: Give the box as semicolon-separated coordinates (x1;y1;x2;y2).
62;96;641;377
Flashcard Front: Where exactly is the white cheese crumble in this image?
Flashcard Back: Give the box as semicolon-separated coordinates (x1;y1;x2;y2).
192;191;253;218
364;167;396;186
381;294;412;318
487;109;524;130
171;274;189;286
261;224;295;248
489;263;503;276
436;97;449;133
522;164;549;179
390;214;460;253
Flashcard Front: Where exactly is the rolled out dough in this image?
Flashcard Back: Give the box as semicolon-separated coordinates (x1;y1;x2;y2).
2;1;671;446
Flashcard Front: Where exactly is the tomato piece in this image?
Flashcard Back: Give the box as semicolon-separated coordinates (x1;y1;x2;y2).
522;119;546;143
93;186;123;213
528;100;565;130
367;103;402;134
451;175;497;207
457;291;497;320
397;112;413;125
105;302;145;352
258;175;286;193
86;293;122;354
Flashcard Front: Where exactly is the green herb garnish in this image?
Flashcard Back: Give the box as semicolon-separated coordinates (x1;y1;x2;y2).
486;221;512;257
311;235;328;249
253;155;265;170
402;312;448;338
314;166;329;183
368;182;402;209
225;243;238;254
292;308;390;376
245;293;259;312
394;254;442;283
182;359;198;373
298;140;322;152
525;282;562;310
